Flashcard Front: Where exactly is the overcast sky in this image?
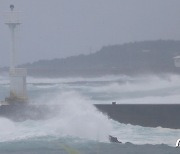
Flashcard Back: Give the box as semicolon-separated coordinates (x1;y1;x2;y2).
0;0;180;66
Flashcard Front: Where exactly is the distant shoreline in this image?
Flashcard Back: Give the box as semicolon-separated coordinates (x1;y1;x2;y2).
1;40;180;78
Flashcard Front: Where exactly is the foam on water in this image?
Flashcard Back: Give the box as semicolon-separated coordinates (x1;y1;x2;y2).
27;75;131;84
26;74;180;104
0;74;180;146
0;91;112;143
111;121;180;146
0;90;179;146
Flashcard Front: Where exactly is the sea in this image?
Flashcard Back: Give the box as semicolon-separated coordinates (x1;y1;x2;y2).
0;74;180;153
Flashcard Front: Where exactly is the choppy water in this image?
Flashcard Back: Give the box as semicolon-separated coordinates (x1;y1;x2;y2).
0;74;180;153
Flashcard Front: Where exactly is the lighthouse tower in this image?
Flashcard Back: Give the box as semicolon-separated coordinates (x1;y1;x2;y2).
5;5;28;103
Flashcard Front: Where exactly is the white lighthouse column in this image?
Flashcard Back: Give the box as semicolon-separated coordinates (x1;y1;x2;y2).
5;5;28;103
10;25;16;70
8;24;17;73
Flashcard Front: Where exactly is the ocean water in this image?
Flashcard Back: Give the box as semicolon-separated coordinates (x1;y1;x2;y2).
0;74;180;153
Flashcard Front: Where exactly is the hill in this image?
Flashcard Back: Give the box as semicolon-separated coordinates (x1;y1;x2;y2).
19;40;180;77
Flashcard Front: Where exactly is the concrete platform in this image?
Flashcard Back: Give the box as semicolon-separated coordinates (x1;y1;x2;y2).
95;104;180;129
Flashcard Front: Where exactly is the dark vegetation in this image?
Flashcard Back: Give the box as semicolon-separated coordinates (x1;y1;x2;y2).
4;40;180;77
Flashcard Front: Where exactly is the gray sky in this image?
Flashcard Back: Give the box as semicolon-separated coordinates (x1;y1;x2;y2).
0;0;180;67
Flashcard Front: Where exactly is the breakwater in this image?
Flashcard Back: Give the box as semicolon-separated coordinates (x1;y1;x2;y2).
95;104;180;129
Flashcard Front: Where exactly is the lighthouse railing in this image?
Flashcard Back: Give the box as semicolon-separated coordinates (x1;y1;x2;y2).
4;11;21;24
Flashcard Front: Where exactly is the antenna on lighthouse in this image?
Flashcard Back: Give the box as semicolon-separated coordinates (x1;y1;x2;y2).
4;5;28;103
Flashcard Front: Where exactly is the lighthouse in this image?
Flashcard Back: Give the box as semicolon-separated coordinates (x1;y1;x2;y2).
5;5;28;103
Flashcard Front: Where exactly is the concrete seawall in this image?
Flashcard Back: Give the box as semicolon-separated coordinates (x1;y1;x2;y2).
95;104;180;129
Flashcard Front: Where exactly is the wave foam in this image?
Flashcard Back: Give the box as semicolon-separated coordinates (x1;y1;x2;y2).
0;91;112;143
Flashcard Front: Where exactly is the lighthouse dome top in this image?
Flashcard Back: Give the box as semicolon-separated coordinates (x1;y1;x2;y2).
10;5;14;11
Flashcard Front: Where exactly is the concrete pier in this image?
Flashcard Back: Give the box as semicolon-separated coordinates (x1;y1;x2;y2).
95;104;180;129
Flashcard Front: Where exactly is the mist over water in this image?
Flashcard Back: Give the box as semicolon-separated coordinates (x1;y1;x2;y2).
0;74;180;147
